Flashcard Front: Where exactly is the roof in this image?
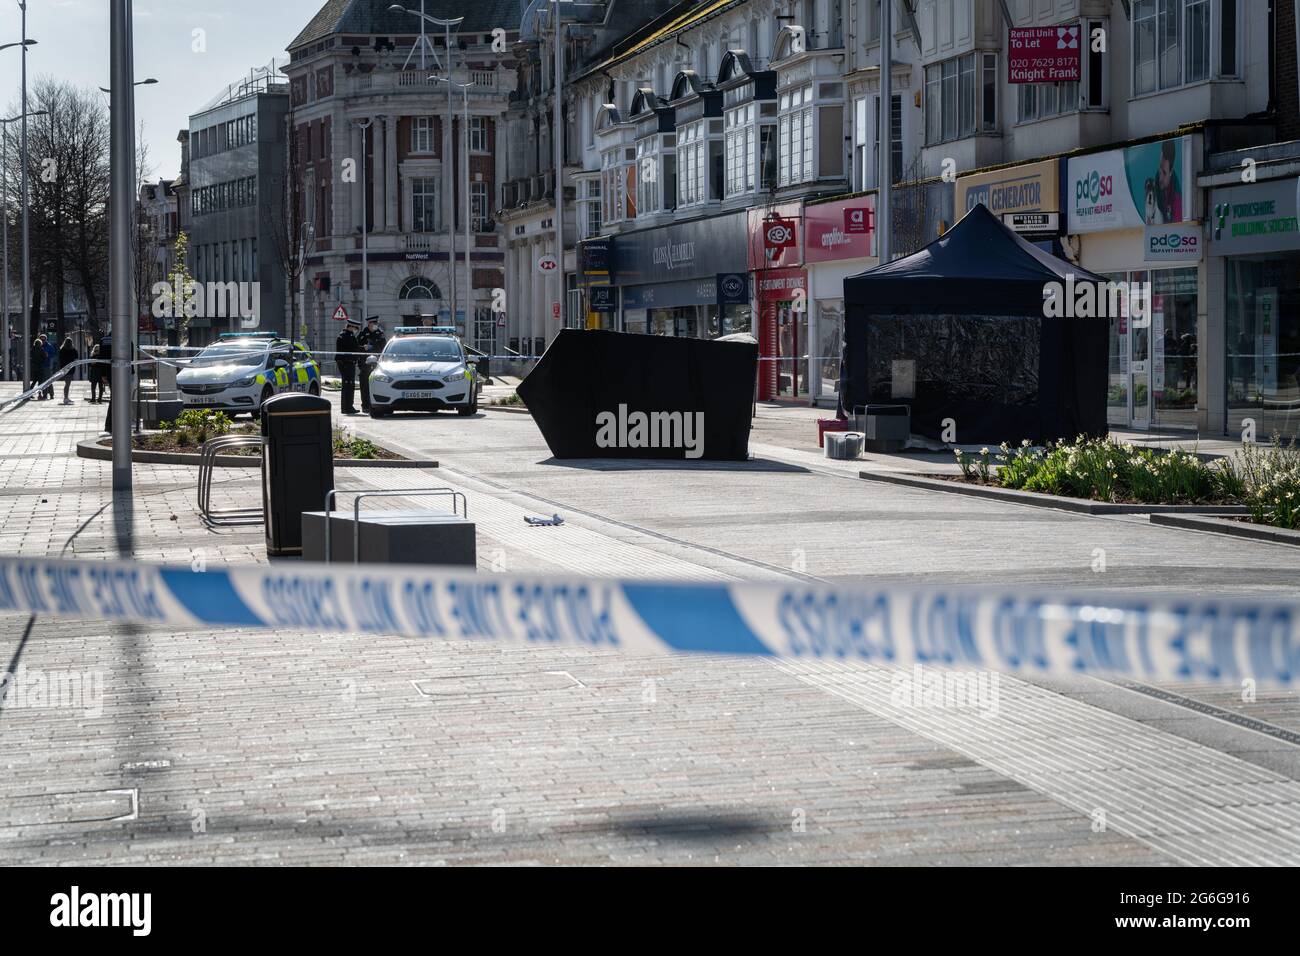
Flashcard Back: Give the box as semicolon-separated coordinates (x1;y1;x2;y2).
579;0;739;80
290;0;524;51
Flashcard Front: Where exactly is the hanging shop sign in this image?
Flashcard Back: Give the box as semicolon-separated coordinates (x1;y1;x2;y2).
763;218;798;251
716;272;749;306
748;202;803;270
1009;26;1081;83
589;286;616;313
1067;135;1193;234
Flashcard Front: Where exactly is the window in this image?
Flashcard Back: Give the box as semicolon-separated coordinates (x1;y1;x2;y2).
398;277;441;301
1133;0;1226;93
469;116;488;153
1020;79;1080;121
925;53;989;144
635;134;675;215
677;120;708;206
724;103;756;197
777;84;814;186
411;116;434;153
411;177;437;232
470;181;490;232
601;146;633;224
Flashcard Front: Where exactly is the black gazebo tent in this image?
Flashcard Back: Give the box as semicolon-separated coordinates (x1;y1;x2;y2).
841;203;1109;444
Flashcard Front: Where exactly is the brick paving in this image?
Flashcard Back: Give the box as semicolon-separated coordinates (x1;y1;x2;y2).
0;381;1297;865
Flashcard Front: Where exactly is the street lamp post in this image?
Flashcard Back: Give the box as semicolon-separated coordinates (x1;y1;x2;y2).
432;76;473;343
878;0;892;265
355;119;372;326
109;0;137;491
19;2;34;390
389;5;462;328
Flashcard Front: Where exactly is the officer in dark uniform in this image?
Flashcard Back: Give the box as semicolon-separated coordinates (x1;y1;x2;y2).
335;317;362;414
357;316;386;413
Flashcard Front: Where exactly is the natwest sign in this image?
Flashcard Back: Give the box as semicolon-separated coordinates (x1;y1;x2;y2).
1009;26;1081;83
805;196;876;264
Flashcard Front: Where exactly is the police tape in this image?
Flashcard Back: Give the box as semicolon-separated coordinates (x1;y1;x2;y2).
1;554;1296;686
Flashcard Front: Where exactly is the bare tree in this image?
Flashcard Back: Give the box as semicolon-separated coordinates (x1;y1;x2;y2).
263;118;312;339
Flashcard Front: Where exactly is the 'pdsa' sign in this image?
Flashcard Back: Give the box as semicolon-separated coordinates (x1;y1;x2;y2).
1009;26;1081;83
1145;222;1202;262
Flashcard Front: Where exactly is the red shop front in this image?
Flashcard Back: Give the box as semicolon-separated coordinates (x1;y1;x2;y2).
755;267;809;401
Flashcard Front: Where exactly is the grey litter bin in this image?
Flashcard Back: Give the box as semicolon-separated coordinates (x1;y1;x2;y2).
854;404;910;453
261;392;334;556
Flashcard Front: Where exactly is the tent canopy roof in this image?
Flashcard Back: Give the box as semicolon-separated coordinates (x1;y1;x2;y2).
845;203;1106;315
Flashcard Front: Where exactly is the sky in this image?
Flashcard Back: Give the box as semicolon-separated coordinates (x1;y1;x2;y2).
1;0;324;180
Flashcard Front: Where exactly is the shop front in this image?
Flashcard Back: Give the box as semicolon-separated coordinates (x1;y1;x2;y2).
1067;134;1204;431
611;211;750;338
1210;177;1300;440
749;201;805;401
805;194;877;406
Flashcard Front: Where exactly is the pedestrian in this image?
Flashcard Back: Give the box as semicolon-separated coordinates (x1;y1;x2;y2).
42;335;56;400
87;344;103;403
357;316;386;413
336;317;362;414
28;334;47;400
58;336;77;404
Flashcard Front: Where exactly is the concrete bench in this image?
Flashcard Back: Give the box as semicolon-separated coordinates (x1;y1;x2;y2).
301;510;476;565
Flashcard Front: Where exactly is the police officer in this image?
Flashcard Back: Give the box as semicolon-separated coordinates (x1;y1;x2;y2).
357;316;386;413
335;317;362;414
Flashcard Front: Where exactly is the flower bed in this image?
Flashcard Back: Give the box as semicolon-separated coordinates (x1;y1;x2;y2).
953;436;1300;530
133;409;400;461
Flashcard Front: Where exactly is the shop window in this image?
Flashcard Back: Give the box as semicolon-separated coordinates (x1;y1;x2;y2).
1226;255;1300;440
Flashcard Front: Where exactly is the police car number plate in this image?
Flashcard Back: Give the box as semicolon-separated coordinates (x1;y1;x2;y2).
189;396;219;405
404;391;435;399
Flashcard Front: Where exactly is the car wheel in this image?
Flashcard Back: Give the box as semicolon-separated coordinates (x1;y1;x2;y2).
308;381;320;396
251;385;273;419
457;400;477;416
369;408;389;419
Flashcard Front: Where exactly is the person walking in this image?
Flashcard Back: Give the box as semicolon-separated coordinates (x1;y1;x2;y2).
87;343;103;403
29;335;48;399
41;336;56;400
335;317;362;414
58;336;77;404
357;316;386;413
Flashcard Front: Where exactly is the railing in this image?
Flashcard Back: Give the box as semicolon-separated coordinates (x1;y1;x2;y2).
197;435;265;527
403;233;436;251
348;68;513;97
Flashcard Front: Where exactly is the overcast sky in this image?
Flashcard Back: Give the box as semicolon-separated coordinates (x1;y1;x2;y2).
3;0;322;180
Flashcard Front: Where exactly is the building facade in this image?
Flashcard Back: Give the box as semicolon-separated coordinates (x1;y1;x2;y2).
283;0;521;358
501;0;1295;428
186;68;290;345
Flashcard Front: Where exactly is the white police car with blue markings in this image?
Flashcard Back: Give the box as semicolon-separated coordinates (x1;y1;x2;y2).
177;332;321;416
367;326;480;418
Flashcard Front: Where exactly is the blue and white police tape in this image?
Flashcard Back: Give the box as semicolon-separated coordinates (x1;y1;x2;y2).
1;554;1297;686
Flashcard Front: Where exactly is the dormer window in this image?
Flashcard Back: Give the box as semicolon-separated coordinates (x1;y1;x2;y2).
669;70;724;210
630;88;676;217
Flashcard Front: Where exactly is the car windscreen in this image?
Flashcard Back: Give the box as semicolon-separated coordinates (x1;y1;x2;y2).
383;337;462;362
190;342;269;367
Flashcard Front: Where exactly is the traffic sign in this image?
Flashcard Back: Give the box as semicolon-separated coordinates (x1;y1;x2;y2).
536;254;559;274
332;304;349;323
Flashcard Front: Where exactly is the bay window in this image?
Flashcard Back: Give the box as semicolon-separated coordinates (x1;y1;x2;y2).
725;103;756;197
924;52;996;144
1134;0;1236;94
635;133;676;215
777;84;813;186
601;145;635;224
677;120;707;206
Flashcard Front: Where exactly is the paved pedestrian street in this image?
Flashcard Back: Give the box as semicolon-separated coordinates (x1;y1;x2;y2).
2;381;1299;866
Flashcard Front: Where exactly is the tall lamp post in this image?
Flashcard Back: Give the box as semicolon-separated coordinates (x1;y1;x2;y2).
17;3;35;390
432;75;473;342
109;0;137;491
389;5;463;326
0;103;44;382
354;119;372;325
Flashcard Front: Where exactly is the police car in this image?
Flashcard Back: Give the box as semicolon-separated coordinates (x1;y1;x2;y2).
176;332;322;416
366;326;480;418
